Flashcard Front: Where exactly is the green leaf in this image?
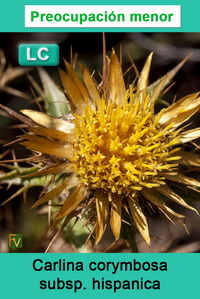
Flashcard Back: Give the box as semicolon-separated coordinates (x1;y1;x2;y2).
38;68;71;117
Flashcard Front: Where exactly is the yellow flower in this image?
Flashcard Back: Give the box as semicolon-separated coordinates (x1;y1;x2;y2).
17;51;200;245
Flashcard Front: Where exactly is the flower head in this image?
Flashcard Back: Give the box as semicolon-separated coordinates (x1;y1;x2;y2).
9;50;200;246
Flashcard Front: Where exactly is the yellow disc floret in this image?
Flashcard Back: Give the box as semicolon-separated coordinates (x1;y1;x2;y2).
73;86;181;195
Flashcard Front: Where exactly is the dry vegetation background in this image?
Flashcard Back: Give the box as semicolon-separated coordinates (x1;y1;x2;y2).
0;32;200;253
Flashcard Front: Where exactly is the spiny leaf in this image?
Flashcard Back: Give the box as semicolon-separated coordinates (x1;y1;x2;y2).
108;49;126;105
95;189;109;245
156;185;198;214
32;176;80;208
55;183;86;219
21;109;74;133
128;196;150;246
137;52;153;92
110;193;122;240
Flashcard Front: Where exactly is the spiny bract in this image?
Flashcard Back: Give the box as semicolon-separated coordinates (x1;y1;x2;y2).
5;51;200;246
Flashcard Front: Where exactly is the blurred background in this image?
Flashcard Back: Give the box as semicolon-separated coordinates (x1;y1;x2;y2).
0;32;200;253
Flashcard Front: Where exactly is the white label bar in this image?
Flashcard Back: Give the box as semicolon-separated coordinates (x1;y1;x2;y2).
25;5;181;28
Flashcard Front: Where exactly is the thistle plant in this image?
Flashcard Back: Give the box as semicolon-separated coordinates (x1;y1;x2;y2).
0;49;200;251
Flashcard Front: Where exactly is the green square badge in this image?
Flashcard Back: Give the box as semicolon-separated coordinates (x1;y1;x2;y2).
8;234;23;248
18;44;59;66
